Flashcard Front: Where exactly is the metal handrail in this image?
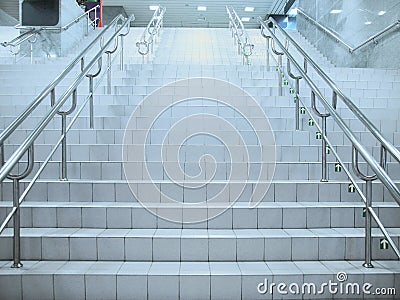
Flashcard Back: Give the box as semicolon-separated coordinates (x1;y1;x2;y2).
136;6;166;57
259;18;400;266
1;5;100;64
268;16;400;166
0;14;134;268
226;6;254;65
15;5;100;32
297;8;400;53
0;14;126;159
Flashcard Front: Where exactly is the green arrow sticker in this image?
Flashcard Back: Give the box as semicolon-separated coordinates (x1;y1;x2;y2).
282;73;285;78
284;80;289;86
308;119;314;126
326;146;331;154
290;88;295;94
275;66;279;71
293;96;297;103
348;184;355;193
335;163;342;172
300;107;306;114
380;239;389;250
316;132;322;140
363;208;366;217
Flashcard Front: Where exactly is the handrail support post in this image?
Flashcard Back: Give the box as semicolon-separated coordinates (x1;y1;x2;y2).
363;179;374;268
107;52;112;94
120;36;124;71
89;76;94;129
11;178;22;268
278;55;282;96
295;78;300;130
321;115;328;182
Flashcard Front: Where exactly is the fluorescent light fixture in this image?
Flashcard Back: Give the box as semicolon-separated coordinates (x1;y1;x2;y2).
241;17;250;22
149;5;159;11
365;21;372;25
378;10;386;16
288;8;298;15
197;6;207;11
330;9;342;14
245;7;254;12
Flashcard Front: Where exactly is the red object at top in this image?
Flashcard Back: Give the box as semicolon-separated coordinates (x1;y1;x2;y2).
98;0;102;27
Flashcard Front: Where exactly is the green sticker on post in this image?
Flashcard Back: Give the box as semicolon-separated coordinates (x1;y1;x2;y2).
326;146;331;154
316;132;322;140
290;88;294;94
335;163;342;172
348;184;355;193
276;66;279;71
284;80;289;86
363;208;366;217
380;239;389;250
308;119;314;126
300;107;306;114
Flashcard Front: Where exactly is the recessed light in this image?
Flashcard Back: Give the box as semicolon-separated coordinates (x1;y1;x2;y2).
245;7;254;12
288;8;298;15
197;6;207;11
330;9;342;14
149;5;159;11
378;10;386;16
365;21;372;25
241;17;250;22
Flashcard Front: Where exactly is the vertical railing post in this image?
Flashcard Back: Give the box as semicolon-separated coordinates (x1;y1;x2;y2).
107;52;112;94
352;147;377;268
11;178;22;268
364;179;373;268
7;144;34;268
89;75;94;128
57;89;77;181
278;55;282;96
120;35;124;71
295;78;300;130
311;91;330;182
266;37;270;69
51;88;56;106
321;115;328;182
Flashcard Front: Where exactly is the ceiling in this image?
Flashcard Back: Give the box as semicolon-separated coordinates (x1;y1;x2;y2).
102;0;288;28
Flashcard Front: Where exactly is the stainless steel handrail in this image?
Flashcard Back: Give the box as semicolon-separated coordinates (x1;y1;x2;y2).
0;14;126;158
15;5;100;32
259;18;400;267
1;5;100;64
226;6;254;65
297;8;400;53
268;16;400;166
136;6;166;57
0;14;134;268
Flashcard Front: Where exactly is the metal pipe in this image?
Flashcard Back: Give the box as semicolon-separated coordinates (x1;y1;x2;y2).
120;36;124;71
363;180;373;268
0;14;129;147
89;76;94;129
295;78;300;130
260;18;400;204
0;16;134;184
278;55;282;96
11;178;22;268
321;116;327;182
267;16;400;165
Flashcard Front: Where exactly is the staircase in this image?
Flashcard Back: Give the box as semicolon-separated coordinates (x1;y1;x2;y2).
0;23;400;300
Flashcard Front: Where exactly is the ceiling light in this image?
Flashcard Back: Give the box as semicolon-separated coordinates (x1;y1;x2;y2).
378;10;386;16
365;21;372;25
149;5;159;11
241;17;250;22
330;9;342;14
288;8;298;15
197;6;207;11
245;7;255;12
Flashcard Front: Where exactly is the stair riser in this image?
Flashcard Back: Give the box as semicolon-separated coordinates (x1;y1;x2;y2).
1;181;396;203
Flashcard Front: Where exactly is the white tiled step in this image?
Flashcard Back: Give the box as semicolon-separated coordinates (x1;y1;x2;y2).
9;161;397;181
0;201;398;230
1;180;398;203
1;260;399;300
1;227;399;262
